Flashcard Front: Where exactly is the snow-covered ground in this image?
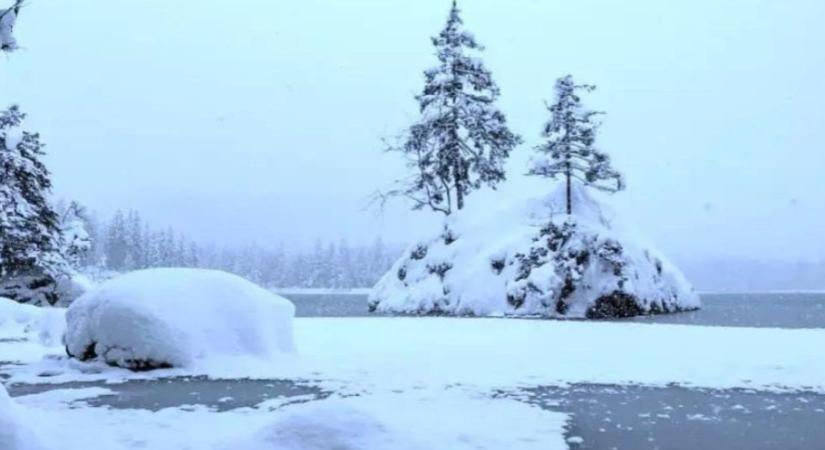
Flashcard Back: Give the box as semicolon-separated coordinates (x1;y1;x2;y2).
3;311;824;392
3;288;825;449
0;385;568;450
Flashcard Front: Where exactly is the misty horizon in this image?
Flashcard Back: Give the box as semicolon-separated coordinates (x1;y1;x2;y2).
2;0;824;263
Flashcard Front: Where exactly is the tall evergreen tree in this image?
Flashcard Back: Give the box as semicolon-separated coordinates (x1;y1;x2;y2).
125;210;144;269
389;1;521;215
529;75;625;215
104;210;128;270
0;105;68;304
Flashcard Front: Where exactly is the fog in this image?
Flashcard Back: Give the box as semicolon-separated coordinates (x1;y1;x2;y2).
2;0;824;262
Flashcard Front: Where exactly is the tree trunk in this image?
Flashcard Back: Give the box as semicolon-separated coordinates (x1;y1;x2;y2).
455;176;464;211
565;164;572;215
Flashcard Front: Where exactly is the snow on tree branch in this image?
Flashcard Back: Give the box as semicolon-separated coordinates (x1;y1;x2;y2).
0;0;24;53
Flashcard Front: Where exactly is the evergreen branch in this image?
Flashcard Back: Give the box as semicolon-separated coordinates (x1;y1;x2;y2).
0;0;24;21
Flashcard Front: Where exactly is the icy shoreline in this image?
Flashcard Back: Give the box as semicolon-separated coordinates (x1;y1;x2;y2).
3;315;824;393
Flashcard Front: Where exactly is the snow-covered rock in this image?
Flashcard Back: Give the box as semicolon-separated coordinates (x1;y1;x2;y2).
0;383;43;450
370;182;699;318
64;268;295;371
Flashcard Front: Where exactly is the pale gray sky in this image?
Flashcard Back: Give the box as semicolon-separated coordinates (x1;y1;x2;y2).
2;0;824;260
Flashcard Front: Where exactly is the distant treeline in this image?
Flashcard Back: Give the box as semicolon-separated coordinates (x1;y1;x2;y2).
73;209;825;292
79;209;401;289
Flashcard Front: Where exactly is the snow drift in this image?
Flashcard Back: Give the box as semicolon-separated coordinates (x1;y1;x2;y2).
0;383;43;450
370;182;699;318
64;268;295;371
0;298;65;346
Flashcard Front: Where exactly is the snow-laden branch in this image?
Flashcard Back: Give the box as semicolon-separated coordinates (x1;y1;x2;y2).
1;0;25;53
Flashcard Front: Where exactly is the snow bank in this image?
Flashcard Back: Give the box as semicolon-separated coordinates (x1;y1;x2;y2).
1;383;43;450
292;318;825;393
0;298;66;346
370;181;699;318
5;316;825;392
64;268;295;371
229;391;567;450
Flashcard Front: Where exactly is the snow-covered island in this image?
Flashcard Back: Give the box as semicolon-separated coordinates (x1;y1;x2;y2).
370;182;699;318
371;70;699;318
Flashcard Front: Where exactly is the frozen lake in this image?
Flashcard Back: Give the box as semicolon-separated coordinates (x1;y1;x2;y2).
4;292;824;450
7;378;825;450
286;292;825;329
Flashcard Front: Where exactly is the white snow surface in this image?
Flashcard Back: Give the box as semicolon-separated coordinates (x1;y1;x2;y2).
228;391;567;450
4;316;825;393
371;181;699;317
0;298;65;347
2;125;22;151
64;268;295;370
0;386;568;450
1;383;43;450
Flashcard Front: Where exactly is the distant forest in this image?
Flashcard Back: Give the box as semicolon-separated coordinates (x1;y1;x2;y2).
77;208;400;289
72;208;824;292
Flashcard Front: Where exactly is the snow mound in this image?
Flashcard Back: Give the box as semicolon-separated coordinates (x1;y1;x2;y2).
0;298;66;346
1;384;43;450
64;268;295;371
229;391;567;450
370;182;699;318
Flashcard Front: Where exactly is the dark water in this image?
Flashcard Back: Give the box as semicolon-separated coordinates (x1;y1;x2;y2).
520;384;825;450
624;293;825;329
8;376;331;412
9;378;825;450
286;292;825;329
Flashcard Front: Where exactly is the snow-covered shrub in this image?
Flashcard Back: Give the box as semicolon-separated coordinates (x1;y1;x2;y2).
370;182;699;318
64;268;295;371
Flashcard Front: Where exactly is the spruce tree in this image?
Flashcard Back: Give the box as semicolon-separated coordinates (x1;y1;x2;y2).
529;75;624;215
58;201;92;269
0;105;68;304
390;0;521;215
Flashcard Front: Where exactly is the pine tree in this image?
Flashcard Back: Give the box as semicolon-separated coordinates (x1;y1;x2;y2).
389;1;521;215
0;105;68;304
529;75;625;215
57;201;92;269
125;210;144;269
104;210;128;270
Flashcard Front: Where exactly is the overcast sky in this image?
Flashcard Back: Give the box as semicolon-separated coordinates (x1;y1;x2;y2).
2;0;824;261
